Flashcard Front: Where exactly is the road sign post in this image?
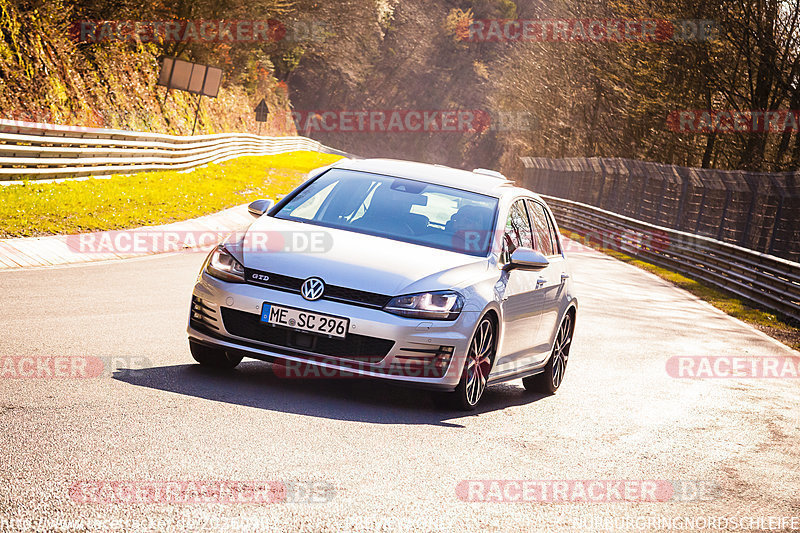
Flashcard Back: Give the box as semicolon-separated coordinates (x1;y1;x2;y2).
157;57;223;136
254;99;269;136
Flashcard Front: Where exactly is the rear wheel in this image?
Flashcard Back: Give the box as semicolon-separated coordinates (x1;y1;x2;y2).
435;316;495;411
189;341;243;369
523;312;572;394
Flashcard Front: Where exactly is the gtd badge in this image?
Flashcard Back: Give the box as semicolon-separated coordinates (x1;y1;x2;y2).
300;277;325;301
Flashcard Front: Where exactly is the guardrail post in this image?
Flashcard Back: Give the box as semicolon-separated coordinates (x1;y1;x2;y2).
636;174;649;219
596;165;607;207
562;161;573;199
611;160;625;214
740;174;758;248
694;189;707;234
717;185;732;241
767;174;786;256
675;168;689;230
653;169;667;225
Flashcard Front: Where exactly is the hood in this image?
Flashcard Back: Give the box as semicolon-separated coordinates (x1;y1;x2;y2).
235;216;489;296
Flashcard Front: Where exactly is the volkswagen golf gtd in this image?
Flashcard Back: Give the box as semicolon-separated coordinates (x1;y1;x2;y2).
187;158;577;409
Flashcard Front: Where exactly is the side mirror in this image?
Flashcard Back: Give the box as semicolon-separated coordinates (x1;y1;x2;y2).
504;247;549;271
247;199;274;218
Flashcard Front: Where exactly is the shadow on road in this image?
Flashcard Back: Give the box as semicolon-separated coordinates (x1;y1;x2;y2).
113;360;547;427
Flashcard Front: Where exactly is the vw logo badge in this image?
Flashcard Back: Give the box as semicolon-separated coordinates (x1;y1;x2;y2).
300;277;325;301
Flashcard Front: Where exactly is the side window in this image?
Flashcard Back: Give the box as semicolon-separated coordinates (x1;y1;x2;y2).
503;200;534;257
544;207;561;255
527;200;558;256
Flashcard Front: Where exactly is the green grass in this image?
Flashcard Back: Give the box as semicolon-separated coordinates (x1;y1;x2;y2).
0;152;343;238
563;229;800;351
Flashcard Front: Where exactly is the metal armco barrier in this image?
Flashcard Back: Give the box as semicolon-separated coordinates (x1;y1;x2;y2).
544;195;800;323
0;119;351;181
521;157;799;262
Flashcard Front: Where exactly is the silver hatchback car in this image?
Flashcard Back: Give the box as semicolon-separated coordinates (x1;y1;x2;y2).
188;158;577;409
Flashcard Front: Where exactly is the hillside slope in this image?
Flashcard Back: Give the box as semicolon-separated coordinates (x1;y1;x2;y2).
286;0;516;169
0;0;295;136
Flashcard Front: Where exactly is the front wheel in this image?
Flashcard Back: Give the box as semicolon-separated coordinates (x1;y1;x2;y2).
435;316;495;411
189;341;243;369
523;313;573;394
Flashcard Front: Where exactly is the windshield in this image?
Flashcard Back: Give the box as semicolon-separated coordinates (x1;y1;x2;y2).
274;169;498;256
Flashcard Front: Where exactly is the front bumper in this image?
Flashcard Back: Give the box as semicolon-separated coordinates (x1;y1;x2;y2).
187;272;477;390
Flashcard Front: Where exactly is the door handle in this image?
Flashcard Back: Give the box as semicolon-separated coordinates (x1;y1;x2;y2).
536;277;547;289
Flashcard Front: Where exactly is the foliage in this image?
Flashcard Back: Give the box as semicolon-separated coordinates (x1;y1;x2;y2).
444;8;474;43
284;0;517;168
491;0;800;171
0;0;300;135
4;0;798;172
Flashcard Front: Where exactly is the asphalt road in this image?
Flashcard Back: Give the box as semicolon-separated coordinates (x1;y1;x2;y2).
0;243;798;532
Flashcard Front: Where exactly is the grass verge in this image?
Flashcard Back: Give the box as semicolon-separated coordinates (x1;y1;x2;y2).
562;229;800;351
0;151;343;238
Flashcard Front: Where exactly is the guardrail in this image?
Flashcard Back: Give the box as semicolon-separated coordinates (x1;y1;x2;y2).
545;195;800;323
521;156;800;262
0;119;350;181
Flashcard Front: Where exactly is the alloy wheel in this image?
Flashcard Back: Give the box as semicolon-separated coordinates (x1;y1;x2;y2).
465;318;494;406
550;314;572;389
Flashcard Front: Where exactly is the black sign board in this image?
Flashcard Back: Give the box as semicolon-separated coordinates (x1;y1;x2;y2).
254;99;269;122
157;57;222;98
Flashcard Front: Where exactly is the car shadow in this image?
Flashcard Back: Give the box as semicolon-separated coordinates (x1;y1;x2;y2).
113;360;548;427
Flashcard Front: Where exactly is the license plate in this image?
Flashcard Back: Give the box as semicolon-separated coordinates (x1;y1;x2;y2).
260;303;349;338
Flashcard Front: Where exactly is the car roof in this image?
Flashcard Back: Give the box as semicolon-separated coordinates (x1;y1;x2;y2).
330;158;525;198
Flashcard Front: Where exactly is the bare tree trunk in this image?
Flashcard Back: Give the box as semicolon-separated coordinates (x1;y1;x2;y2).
790;131;800;170
701;132;717;168
774;92;800;169
736;0;778;171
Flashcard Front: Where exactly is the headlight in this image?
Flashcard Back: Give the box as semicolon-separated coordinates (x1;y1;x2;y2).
383;291;464;320
206;246;245;283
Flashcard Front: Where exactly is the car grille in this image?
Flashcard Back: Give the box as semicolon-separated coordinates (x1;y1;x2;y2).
243;268;392;309
219;307;394;363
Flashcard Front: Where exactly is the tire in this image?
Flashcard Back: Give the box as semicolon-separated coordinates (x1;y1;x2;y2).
435;316;495;411
523;312;573;394
189;341;243;369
